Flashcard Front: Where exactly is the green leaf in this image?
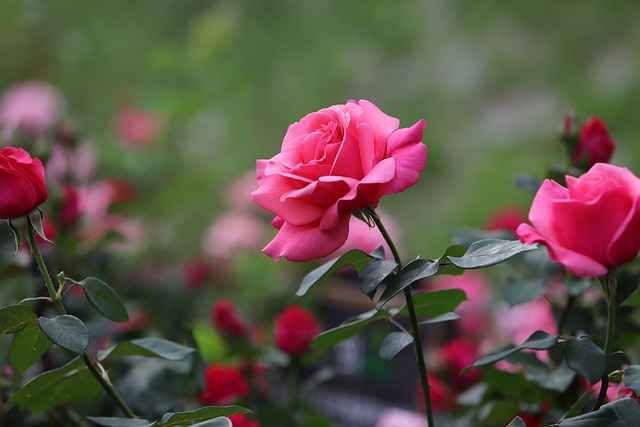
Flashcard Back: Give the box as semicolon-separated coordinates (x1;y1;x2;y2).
505;416;526;427
9;322;52;374
39;315;89;355
379;331;413;362
447;239;539;269
397;289;467;318
463;330;559;373
9;357;101;415
621;287;640;308
560;389;596;421
525;362;576;392
98;337;195;361
501;276;546;307
417;312;461;326
311;309;388;349
187;418;232;427
436;245;466;276
357;258;397;300
74;277;129;323
296;249;373;297
565;336;607;385
554;398;640;426
623;365;640;396
376;258;439;309
87;418;153;427
160;406;249;426
0;304;37;334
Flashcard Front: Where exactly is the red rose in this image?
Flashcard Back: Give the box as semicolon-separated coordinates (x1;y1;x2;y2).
211;299;247;339
571;117;615;169
273;305;320;355
228;414;260;427
0;147;47;219
438;339;480;390
517;163;640;277
253;99;427;261
198;364;249;405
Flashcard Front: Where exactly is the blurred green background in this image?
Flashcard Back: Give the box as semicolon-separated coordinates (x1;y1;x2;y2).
2;0;640;260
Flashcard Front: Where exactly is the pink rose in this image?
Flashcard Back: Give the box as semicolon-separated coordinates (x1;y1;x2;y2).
0;147;48;219
202;211;266;259
253;100;427;261
0;81;63;138
517;163;640;277
572;117;615;169
115;107;163;147
374;408;428;427
497;296;556;347
273;305;320;355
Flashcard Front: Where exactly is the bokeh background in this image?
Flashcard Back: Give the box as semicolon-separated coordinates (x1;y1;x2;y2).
3;0;640;260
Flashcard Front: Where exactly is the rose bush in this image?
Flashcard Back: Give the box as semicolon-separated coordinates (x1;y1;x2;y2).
0;146;48;219
253;99;426;261
517;163;640;277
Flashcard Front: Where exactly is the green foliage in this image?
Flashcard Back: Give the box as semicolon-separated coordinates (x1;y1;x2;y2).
296;249;374;297
87;418;153;427
447;239;539;269
38;315;90;355
397;289;467;318
560;389;596;420
160;406;249;426
376;258;439;309
0;304;36;333
98;337;196;361
72;276;130;322
311;309;388;349
505;416;526;427
564;336;607;385
621;287;640;308
9;321;51;374
9;357;101;414
501;276;546;306
379;331;413;361
623;365;640;395
357;258;397;299
417;311;461;326
553;398;640;426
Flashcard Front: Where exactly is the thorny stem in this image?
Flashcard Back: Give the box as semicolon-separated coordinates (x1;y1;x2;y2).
25;219;137;419
592;271;618;411
366;207;436;427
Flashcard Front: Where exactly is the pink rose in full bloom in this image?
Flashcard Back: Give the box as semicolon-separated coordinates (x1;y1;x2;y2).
571;117;615;169
0;147;48;219
253;99;427;261
517;163;640;277
0;81;64;138
273;305;320;355
198;364;249;405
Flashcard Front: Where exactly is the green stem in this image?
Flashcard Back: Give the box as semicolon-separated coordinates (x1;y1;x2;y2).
593;272;617;411
366;207;435;426
25;220;137;419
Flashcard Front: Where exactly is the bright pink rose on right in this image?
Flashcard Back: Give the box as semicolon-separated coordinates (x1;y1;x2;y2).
517;163;640;277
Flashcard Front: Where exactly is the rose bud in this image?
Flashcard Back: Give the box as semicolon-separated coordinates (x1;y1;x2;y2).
211;299;247;339
571;117;615;169
273;305;320;355
0;147;48;220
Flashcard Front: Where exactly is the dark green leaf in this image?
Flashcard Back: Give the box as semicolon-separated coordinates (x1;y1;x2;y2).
565;336;607;385
463;330;559;373
623;365;640;396
9;322;52;374
525;362;576;392
98;337;195;361
188;418;232;427
501;276;546;307
311;309;388;349
357;259;397;300
296;249;373;297
621;287;640;308
87;418;153;427
505;416;526;427
436;245;466;276
448;239;539;269
418;312;461;326
398;289;467;318
554;398;640;426
9;357;101;415
376;258;439;309
0;304;37;334
28;209;51;242
160;406;249;426
75;277;129;323
560;389;596;421
379;331;413;361
39;315;89;355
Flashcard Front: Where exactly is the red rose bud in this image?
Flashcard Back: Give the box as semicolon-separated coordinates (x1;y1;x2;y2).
211;299;247;339
198;364;249;405
571;117;615;169
228;414;260;427
274;305;320;355
0;147;47;219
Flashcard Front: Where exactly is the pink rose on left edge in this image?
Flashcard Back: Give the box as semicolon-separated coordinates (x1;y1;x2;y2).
517;163;640;277
253;100;427;261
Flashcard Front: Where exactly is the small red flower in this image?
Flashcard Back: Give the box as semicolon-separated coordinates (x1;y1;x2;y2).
211;299;247;339
228;414;260;427
273;305;320;355
438;338;480;391
571;117;615;169
198;364;249;405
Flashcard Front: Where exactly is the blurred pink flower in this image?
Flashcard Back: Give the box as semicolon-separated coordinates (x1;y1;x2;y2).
225;171;259;211
115;107;163;147
328;211;400;260
374;408;428;427
45;139;97;185
203;211;266;259
0;81;64;138
429;271;493;338
437;338;481;390
484;206;528;234
497;296;557;346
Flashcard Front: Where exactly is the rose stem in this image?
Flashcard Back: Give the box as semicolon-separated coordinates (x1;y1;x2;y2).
26;219;137;419
592;271;617;411
367;207;436;426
